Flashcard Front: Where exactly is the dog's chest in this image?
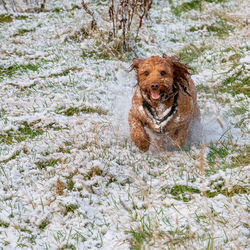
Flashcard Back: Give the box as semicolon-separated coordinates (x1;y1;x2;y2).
155;103;169;118
143;103;177;133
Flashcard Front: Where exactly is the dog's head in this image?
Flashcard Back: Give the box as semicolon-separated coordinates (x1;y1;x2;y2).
131;55;190;103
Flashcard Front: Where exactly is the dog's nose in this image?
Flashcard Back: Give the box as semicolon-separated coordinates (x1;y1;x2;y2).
151;83;159;90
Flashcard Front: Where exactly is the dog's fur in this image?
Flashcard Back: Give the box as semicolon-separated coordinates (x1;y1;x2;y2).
128;55;200;152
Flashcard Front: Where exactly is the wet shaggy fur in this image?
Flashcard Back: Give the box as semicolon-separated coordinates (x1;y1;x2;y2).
128;54;200;152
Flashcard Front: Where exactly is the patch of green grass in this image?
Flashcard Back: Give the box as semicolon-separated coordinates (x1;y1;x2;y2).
178;43;207;66
13;27;36;37
168;225;194;246
228;53;242;62
206;0;228;2
81;49;111;60
26;235;36;244
48;67;81;78
61;244;76;250
170;185;200;202
53;7;63;13
0;150;21;164
129;225;153;250
207;185;248;197
66;177;75;191
64;204;79;216
0;122;44;145
207;144;229;166
46;122;64;131
230;105;248;116
66;27;89;42
85;166;103;180
38;219;50;230
221;48;242;63
196;84;212;94
71;4;81;10
17;243;28;248
171;0;228;16
231;145;250;167
171;0;202;16
23;63;40;71
20;227;32;234
170;37;180;43
57;105;107;116
57;145;71;154
0;63;40;80
74;231;87;243
205;143;249;175
0;108;6;118
0;220;10;228
219;66;250;97
1;240;10;246
189;19;234;38
96;1;108;6
195;213;207;223
0;14;13;23
206;20;233;38
49;5;80;14
15;15;29;20
0;121;64;145
36;159;59;170
204;178;248;198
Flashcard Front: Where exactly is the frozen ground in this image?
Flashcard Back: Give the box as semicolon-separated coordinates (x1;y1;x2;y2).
0;0;249;249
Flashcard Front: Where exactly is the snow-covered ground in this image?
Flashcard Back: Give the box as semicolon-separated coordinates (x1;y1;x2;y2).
0;0;249;249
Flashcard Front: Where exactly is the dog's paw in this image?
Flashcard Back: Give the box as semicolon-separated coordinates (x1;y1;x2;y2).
135;138;150;152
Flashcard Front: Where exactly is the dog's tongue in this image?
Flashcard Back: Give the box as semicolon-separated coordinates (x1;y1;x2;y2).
151;90;160;100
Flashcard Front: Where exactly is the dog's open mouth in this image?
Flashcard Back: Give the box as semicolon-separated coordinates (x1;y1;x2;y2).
150;90;160;100
142;88;172;102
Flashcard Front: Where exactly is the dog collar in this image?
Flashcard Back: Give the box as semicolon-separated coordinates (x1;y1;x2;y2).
142;90;179;134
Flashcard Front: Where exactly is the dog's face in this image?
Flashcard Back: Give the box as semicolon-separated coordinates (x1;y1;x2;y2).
131;55;189;103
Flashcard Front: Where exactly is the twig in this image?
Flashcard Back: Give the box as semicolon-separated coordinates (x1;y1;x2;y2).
81;1;97;30
41;0;46;9
1;0;8;11
109;0;116;38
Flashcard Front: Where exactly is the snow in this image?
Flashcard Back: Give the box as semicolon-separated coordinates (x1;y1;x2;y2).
0;0;249;249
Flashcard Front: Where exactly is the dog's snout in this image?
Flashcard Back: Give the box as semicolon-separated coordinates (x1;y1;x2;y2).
151;83;159;90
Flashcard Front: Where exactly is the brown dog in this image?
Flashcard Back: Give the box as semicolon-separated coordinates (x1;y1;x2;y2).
128;54;200;152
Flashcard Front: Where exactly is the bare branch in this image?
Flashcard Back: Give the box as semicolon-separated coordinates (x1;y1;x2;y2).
81;1;97;30
1;0;8;11
41;0;46;9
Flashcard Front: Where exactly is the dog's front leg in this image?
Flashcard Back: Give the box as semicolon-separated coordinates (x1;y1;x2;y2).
128;113;150;152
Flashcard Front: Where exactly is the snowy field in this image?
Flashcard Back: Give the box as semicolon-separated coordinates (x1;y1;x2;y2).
0;0;249;249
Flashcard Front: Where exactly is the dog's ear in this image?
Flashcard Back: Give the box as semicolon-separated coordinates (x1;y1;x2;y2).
167;56;191;86
130;58;143;71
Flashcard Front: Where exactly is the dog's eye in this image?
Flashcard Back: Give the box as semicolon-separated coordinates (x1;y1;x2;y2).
160;71;166;76
144;71;149;76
